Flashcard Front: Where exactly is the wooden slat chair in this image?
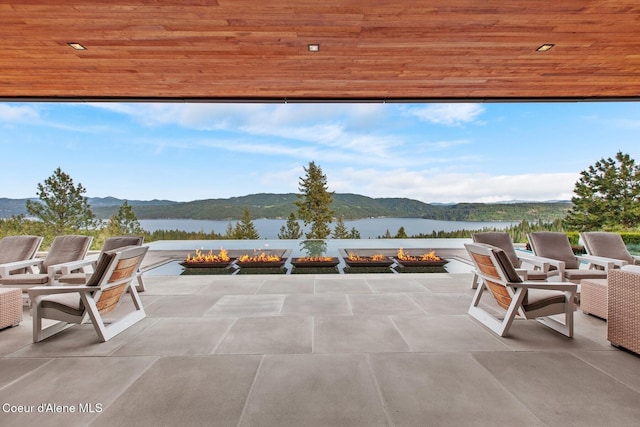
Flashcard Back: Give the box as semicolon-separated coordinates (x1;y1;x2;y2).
470;232;549;289
466;243;577;337
57;236;146;292
28;245;148;343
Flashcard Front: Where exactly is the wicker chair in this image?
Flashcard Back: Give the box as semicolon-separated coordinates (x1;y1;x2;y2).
607;266;640;354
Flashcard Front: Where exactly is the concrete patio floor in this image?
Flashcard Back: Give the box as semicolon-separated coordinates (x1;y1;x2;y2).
1;271;640;426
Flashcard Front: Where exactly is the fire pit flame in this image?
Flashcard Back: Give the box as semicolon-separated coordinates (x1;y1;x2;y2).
238;253;282;263
347;253;387;262
397;248;443;262
185;248;230;264
296;256;334;262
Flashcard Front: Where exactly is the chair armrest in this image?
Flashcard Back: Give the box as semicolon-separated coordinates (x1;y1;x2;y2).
515;253;550;272
57;259;96;275
513;281;577;292
28;284;94;298
0;259;43;277
578;254;623;270
47;259;95;278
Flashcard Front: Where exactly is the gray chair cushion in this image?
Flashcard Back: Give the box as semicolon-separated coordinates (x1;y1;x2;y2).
102;236;143;252
563;269;607;281
473;232;521;267
489;246;523;283
523;289;566;312
57;273;89;285
529;232;579;269
0;236;42;264
582;232;634;264
524;270;549;281
41;293;83;316
0;273;49;285
86;252;116;287
41;235;92;271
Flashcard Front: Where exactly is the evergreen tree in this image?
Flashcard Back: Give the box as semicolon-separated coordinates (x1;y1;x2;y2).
278;212;303;239
106;201;144;235
300;239;328;257
565;152;640;231
394;226;408;238
382;229;392;238
331;216;350;239
295;161;335;239
26;167;98;234
233;206;260;239
348;227;361;239
224;221;236;239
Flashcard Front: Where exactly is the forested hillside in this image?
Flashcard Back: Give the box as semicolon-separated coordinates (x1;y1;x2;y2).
0;194;571;222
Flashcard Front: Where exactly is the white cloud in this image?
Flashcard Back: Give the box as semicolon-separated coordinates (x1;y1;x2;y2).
0;104;40;122
608;118;640;129
408;103;485;126
331;169;577;203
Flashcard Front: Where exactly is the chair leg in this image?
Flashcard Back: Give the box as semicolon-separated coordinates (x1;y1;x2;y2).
135;272;145;292
535;295;575;338
32;303;74;342
468;285;526;337
81;285;146;342
471;272;479;289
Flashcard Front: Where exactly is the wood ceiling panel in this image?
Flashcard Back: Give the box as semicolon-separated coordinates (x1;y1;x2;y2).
0;0;639;101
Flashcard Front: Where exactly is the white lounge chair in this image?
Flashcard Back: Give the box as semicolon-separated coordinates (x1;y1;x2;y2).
580;231;640;269
28;245;148;343
0;235;92;293
466;242;576;337
471;232;549;289
57;236;146;292
0;235;43;277
527;232;608;282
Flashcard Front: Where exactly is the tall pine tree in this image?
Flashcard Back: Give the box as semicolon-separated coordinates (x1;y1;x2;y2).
295;161;335;239
278;212;303;239
26;167;98;234
233;206;260;239
564;152;640;231
106;200;144;235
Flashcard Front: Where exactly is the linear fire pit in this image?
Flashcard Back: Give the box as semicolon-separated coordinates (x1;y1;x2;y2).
393;248;449;268
291;257;340;268
392;248;449;273
180;249;235;269
290;257;341;274
339;249;394;273
235;249;289;274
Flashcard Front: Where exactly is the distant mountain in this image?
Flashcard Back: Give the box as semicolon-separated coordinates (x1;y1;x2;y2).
0;194;571;222
87;197;178;208
0;198;34;218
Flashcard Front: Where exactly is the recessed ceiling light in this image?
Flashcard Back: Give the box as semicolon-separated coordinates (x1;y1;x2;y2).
536;43;554;52
308;44;320;52
67;42;86;50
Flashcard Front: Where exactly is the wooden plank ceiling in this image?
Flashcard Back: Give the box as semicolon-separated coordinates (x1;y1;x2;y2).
1;0;640;101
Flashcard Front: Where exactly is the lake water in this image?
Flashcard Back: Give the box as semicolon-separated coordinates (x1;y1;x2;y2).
139;218;516;240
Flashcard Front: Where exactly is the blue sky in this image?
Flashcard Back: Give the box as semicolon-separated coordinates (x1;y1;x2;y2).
1;101;639;203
